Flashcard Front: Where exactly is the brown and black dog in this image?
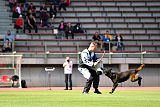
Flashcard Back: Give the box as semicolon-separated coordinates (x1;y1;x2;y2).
103;64;145;94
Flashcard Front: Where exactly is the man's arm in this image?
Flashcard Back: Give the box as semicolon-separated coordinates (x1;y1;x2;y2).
63;62;67;67
28;19;33;28
33;17;36;23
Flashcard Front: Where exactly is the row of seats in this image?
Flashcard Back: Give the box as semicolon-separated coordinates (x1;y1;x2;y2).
29;10;160;12
25;27;159;34
39;21;159;24
54;16;160;22
27;0;160;4
2;33;160;40
13;44;160;52
25;6;160;11
34;21;159;28
33;4;160;7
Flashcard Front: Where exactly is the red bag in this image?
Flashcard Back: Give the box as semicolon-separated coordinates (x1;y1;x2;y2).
15;18;23;27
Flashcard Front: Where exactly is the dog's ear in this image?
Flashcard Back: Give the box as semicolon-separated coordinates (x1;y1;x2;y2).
103;68;112;75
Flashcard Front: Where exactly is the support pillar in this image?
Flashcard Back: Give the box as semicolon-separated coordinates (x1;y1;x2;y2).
119;64;129;72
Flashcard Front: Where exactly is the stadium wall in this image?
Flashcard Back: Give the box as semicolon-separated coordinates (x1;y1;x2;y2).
21;64;160;87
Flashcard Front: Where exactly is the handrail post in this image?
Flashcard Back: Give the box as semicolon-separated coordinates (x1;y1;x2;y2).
108;42;111;64
141;43;144;64
44;42;47;64
77;44;80;64
12;38;15;52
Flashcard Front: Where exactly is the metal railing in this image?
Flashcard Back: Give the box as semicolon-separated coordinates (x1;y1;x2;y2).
0;40;160;64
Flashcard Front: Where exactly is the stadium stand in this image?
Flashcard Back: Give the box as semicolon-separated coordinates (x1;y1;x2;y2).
0;0;159;55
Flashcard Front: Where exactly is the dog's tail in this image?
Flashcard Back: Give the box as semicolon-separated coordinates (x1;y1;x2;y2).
135;64;145;73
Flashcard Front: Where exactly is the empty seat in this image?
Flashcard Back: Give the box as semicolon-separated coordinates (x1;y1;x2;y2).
1;75;10;82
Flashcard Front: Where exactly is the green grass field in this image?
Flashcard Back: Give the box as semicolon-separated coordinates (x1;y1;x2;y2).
0;90;160;107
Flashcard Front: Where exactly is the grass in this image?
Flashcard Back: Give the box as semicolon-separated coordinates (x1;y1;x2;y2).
0;90;160;107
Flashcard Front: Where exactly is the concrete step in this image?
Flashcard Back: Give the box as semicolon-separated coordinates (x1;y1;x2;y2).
0;22;13;26
0;26;14;29
0;29;15;35
0;11;12;15
0;14;10;18
0;20;12;23
0;0;6;3
0;6;8;11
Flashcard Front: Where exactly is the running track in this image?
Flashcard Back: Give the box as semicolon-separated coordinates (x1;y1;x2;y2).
0;87;160;91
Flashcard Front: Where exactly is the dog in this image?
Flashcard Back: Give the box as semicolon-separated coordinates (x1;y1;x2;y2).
103;64;145;94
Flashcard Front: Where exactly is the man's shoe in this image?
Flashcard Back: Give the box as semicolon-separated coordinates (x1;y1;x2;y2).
94;89;102;94
69;88;72;90
83;91;89;94
64;88;68;90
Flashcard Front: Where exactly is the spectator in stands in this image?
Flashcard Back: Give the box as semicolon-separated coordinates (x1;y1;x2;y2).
63;56;73;90
4;30;15;42
65;22;74;39
40;10;49;28
52;0;56;5
27;3;36;17
52;0;62;5
56;0;61;5
12;9;20;23
40;3;47;14
26;9;33;19
66;0;70;5
58;21;67;39
12;9;20;19
73;23;84;33
15;15;25;33
9;0;17;11
14;3;23;15
58;0;69;11
27;14;38;33
115;33;123;51
50;4;57;20
103;31;112;50
2;39;12;52
18;0;27;11
92;32;103;51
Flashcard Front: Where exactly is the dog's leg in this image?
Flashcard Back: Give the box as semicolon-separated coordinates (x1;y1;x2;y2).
130;74;142;86
130;74;139;82
109;83;118;94
138;76;142;86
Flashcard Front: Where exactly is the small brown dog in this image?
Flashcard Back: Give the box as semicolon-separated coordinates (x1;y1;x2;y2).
103;64;145;94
